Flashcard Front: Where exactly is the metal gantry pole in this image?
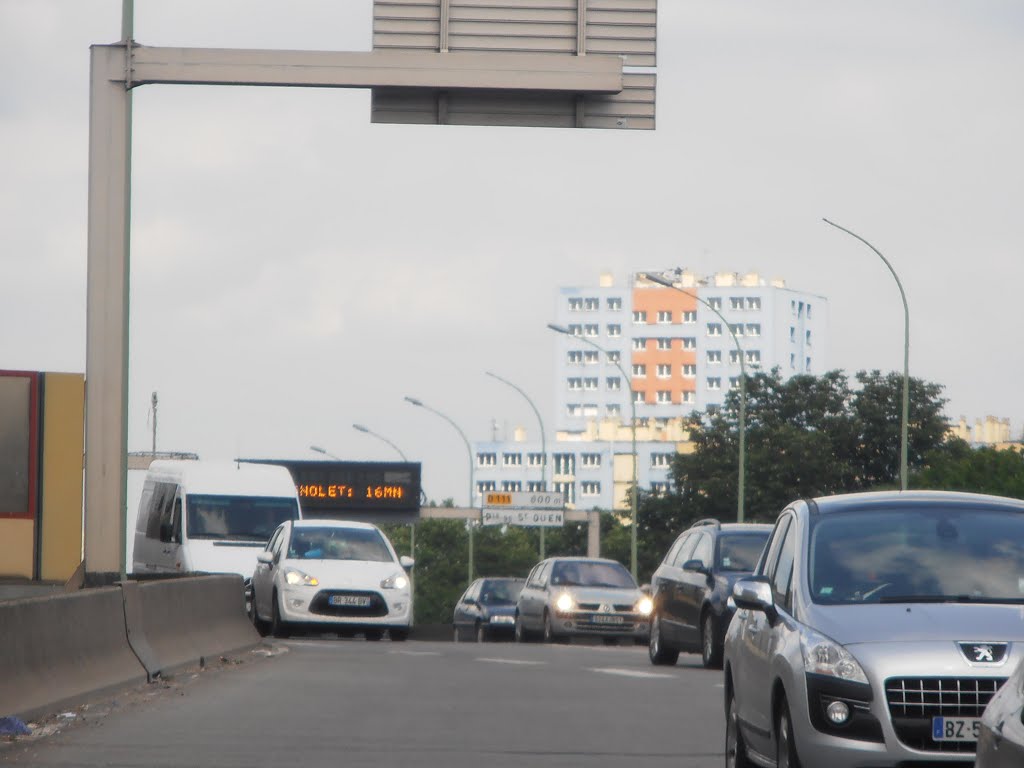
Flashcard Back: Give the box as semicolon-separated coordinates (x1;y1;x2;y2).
823;219;910;490
485;371;548;558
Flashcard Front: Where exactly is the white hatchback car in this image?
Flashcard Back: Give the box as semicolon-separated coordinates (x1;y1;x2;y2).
250;520;414;640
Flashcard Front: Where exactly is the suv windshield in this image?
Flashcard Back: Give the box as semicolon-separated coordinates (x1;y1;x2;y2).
550;561;636;589
288;526;393;562
717;533;770;572
809;507;1024;605
186;495;299;541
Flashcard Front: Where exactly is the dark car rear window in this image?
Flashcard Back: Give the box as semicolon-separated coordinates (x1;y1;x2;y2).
717;533;770;572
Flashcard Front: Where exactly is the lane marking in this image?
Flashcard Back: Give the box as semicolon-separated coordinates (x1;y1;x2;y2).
475;657;547;666
588;667;677;679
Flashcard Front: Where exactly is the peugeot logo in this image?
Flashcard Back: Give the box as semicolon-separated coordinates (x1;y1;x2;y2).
957;641;1009;665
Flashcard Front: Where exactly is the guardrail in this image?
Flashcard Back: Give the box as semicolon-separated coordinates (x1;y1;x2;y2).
0;575;258;721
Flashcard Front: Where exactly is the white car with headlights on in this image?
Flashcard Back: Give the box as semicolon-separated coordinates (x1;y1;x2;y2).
250;520;413;641
515;557;652;644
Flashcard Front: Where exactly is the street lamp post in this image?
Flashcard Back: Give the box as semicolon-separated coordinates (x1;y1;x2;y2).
309;444;342;460
485;371;548;557
547;323;639;581
641;273;748;522
404;396;476;584
823;219;910;490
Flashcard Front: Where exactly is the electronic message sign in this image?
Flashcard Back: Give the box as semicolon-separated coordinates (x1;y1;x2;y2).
243;460;421;524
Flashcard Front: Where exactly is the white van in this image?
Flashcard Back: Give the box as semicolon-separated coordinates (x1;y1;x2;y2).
133;460;301;581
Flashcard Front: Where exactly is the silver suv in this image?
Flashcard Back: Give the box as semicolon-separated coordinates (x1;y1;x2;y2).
723;491;1024;768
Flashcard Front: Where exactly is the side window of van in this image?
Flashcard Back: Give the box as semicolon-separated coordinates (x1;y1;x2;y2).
145;483;171;540
156;484;182;544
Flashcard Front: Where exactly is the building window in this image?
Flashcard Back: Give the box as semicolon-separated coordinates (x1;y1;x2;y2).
607;297;622;311
567;377;583;390
581;453;601;468
747;297;761;310
607;350;621;363
806;357;812;371
656;338;672;351
582;403;599;417
567;350;583;365
682;337;696;350
682;391;695;404
583;377;599;391
807;304;813;319
707;377;721;391
477;480;497;494
554;454;575;475
527;453;545;467
503;452;522;467
607;404;621;417
607;324;621;337
682;364;696;377
527;481;545;492
584;324;599;337
798;301;805;318
632;338;647;351
584;297;599;311
746;323;761;337
554;481;576;504
707;323;722;337
569;324;582;336
501;481;522;492
682;310;697;324
632;364;647;377
632;310;647;324
657;310;673;324
707;350;722;364
729;350;741;365
568;297;583;311
656;364;671;379
746;350;761;365
791;300;797;315
709;297;722;310
583;350;599;365
729;376;741;390
650;481;668;496
566;404;582;417
581;481;601;496
656;390;672;403
651;452;673;468
806;329;812;345
790;353;796;369
730;297;744;310
633;390;644;404
606;377;621;391
790;326;796;341
477;453;496;467
729;323;744;337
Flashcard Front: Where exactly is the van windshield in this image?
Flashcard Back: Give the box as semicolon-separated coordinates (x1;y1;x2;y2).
809;507;1024;605
186;495;299;541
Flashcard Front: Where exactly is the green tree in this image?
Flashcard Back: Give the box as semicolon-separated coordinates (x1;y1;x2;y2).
913;439;1024;498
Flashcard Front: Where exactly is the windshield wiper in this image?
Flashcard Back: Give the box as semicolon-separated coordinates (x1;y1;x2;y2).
878;595;1024;604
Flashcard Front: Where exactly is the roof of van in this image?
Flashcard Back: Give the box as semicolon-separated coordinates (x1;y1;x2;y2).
145;460;298;497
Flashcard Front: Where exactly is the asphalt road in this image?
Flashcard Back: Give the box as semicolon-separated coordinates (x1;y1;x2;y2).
1;638;726;767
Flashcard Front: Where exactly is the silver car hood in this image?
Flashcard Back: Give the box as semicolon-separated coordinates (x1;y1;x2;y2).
807;602;1024;646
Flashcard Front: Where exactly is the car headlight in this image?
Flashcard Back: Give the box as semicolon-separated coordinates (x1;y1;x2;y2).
636;596;653;616
283;567;319;587
381;572;409;590
556;592;574;612
800;627;868;684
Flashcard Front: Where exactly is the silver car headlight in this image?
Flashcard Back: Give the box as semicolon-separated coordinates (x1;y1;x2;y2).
380;572;409;590
283;567;319;587
800;627;868;684
636;596;653;616
556;592;574;612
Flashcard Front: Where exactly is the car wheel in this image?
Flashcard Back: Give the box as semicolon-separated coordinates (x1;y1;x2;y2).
514;615;529;643
701;611;723;669
542;611;556;643
475;623;487;643
270;591;290;639
365;630;383;641
725;687;753;768
648;613;679;666
776;699;802;768
453;625;461;643
248;592;270;637
389;629;409;642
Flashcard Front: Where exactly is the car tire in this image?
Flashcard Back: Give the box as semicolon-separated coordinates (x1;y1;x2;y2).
248;593;270;637
389;629;409;642
514;615;530;643
542;611;556;643
453;626;461;643
475;623;487;643
776;698;802;768
701;612;723;669
648;613;679;666
270;591;290;639
725;687;754;768
365;630;383;641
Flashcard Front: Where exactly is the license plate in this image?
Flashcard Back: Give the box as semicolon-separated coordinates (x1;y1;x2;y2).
329;595;371;607
932;717;981;742
591;614;625;625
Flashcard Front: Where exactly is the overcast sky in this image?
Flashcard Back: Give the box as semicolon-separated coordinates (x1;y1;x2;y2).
2;1;1022;506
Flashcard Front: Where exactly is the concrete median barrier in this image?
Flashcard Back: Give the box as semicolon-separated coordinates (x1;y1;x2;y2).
126;575;259;678
0;587;146;720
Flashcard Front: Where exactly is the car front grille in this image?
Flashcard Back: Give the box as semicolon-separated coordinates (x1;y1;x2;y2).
576;602;636;612
885;677;1006;754
309;590;389;618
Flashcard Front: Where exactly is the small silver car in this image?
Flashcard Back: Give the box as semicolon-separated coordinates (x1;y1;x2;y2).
515;557;652;644
723;490;1024;768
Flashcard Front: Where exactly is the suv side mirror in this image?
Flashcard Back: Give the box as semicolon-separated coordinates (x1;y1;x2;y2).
682;559;711;577
399;555;415;570
257;551;274;565
732;577;777;621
